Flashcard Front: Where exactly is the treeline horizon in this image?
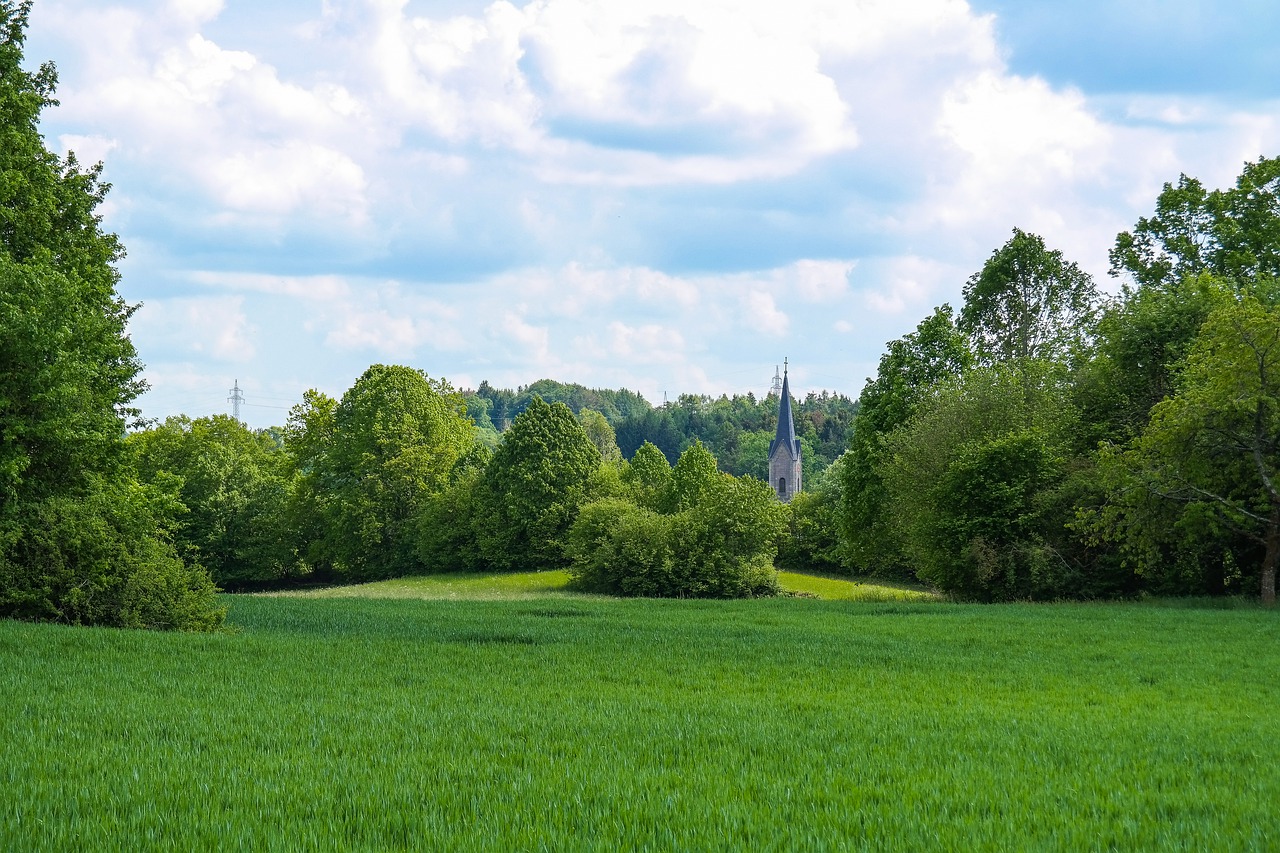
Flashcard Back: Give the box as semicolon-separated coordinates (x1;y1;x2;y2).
459;378;857;481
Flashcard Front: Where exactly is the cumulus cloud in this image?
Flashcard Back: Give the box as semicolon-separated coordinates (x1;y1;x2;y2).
26;0;1280;427
130;295;255;362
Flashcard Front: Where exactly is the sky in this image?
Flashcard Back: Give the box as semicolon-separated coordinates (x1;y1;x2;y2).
22;0;1280;428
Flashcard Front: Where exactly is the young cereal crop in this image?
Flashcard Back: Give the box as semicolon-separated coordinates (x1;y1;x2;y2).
1;593;1276;849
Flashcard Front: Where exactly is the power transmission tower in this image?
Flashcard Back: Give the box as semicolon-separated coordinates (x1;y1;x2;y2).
770;363;784;396
228;380;245;423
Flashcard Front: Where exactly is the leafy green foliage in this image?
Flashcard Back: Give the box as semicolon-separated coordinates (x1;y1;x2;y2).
614;390;857;478
880;363;1109;600
1111;157;1280;289
0;3;222;630
414;444;491;573
841;306;972;575
1074;274;1233;445
620;441;672;510
470;378;650;428
777;455;846;573
576;408;623;464
1086;290;1280;603
570;443;785;598
668;439;718;511
129;415;298;588
0;476;224;630
474;397;602;572
959;228;1098;365
289;365;475;581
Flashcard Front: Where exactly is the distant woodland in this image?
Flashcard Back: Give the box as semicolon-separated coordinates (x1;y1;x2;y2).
464;378;857;480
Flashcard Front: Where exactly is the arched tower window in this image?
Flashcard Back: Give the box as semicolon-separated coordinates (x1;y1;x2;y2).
778;477;787;497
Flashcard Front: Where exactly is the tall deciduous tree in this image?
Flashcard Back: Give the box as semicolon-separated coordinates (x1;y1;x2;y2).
879;362;1096;600
129;415;298;588
1095;292;1280;604
621;441;672;511
959;228;1098;365
1074;274;1233;446
577;408;623;464
840;306;971;575
474;397;602;572
1111;157;1280;290
291;365;474;581
0;2;222;629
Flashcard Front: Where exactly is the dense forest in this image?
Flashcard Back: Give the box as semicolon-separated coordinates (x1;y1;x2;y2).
4;1;1280;631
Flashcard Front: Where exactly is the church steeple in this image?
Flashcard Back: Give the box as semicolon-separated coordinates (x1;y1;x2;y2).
767;359;802;502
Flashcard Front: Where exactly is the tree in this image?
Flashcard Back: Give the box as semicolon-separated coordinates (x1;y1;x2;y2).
668;439;719;512
621;441;672;511
1092;292;1280;604
578;408;623;464
1074;274;1233;445
568;443;786;598
129;415;298;588
777;454;847;573
1111;157;1280;290
840;306;972;575
293;365;475;581
415;443;491;573
0;3;222;630
473;397;602;572
959;228;1098;365
879;362;1105;600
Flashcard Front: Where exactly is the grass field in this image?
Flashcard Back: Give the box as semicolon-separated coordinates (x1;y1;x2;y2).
2;576;1277;849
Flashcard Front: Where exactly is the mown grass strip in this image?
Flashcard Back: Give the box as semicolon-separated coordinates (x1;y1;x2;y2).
258;568;940;603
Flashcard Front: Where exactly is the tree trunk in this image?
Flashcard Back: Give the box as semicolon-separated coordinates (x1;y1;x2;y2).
1262;506;1279;607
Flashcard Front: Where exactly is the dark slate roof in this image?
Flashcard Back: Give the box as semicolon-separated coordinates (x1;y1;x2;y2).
769;368;801;459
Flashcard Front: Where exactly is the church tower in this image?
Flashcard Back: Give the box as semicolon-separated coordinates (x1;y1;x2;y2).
768;360;802;502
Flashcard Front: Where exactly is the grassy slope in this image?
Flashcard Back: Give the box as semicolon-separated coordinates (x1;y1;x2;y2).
2;592;1276;850
261;568;941;603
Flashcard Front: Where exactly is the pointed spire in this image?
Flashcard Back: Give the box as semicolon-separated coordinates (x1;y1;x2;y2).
769;359;800;459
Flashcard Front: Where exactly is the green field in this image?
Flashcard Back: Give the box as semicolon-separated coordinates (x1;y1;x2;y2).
2;577;1276;850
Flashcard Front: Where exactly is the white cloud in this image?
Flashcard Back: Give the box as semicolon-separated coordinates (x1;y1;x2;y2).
743;290;789;335
782;259;854;302
189;271;353;300
601;321;687;363
166;0;223;27
131;296;254;362
27;0;1280;429
325;310;420;355
861;257;955;316
210;142;367;220
57;133;118;165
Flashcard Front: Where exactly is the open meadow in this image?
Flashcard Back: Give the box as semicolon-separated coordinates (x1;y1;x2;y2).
2;573;1277;850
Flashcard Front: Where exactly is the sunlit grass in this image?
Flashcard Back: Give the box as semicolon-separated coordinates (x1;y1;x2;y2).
261;568;942;603
261;569;586;600
777;570;941;602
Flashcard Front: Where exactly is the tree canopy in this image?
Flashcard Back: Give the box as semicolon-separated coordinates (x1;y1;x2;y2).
290;365;474;581
473;397;602;572
959;228;1098;365
1110;156;1280;290
0;3;223;629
